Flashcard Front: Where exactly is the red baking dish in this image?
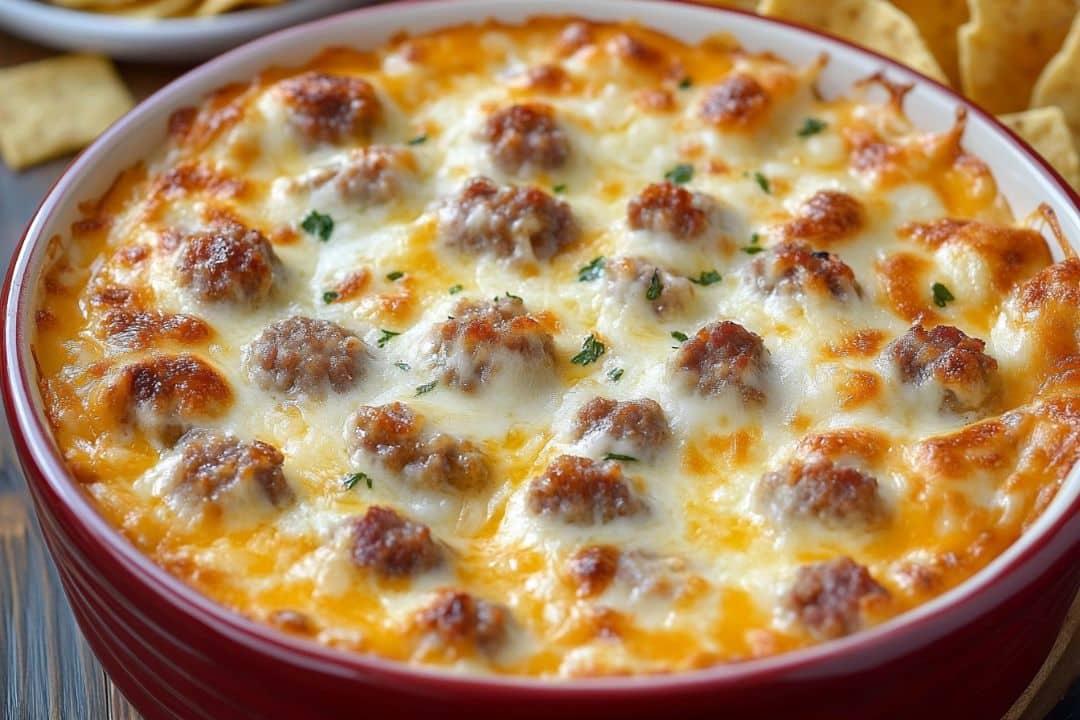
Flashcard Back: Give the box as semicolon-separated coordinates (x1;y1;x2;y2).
4;1;1079;718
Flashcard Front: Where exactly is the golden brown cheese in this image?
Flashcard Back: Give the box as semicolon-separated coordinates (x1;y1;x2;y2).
32;18;1080;678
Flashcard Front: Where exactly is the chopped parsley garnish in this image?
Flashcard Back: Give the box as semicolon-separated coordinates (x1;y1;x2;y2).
932;282;955;308
343;472;372;490
571;334;606;365
671;331;689;343
415;380;438;396
742;245;765;255
664;163;694;185
394;361;411;371
504;291;523;302
553;183;567;194
376;329;401;348
301;210;334;241
750;232;760;244
645;269;663;301
386;270;404;282
322;290;339;304
797;117;828;137
448;284;463;295
407;134;427;145
607;367;624;382
578;256;605;282
689;270;722;286
753;171;770;194
603;452;638;462
678;77;692;89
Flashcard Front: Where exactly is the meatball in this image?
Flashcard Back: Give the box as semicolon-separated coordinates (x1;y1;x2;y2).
275;71;381;144
605;256;696;316
673;321;769;403
425;297;556;392
755;458;882;528
243;316;368;398
174;221;279;305
885;325;999;412
350;505;441;578
168;429;292;508
566;545;619;598
345;402;490;492
700;74;770;128
104;355;232;441
786;557;889;639
783;191;865;245
526;455;645;525
437;177;578;264
480;103;570;174
311;145;415;206
572;397;671;460
346;401;423;472
626;182;713;241
413;590;510;654
748;241;860;299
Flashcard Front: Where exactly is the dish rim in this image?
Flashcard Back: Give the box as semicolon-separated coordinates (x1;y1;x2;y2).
4;0;1079;694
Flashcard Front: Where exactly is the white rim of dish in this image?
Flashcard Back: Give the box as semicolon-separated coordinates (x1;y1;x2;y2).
4;0;1079;693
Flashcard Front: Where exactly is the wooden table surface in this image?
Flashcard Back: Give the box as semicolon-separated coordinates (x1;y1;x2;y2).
0;21;1078;720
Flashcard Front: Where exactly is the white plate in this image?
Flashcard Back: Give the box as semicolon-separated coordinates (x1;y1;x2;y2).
0;0;369;62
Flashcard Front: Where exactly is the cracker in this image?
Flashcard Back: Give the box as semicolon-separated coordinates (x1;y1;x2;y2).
888;0;968;87
958;0;1077;115
1032;13;1080;154
999;106;1080;190
756;0;947;84
0;55;133;171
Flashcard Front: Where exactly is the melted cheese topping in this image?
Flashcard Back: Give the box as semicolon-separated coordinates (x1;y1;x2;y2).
33;19;1080;677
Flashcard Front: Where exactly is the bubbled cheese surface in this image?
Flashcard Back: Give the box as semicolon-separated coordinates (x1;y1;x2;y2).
32;18;1080;677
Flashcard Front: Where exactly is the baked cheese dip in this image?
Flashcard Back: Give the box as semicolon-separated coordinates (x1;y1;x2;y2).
33;18;1080;677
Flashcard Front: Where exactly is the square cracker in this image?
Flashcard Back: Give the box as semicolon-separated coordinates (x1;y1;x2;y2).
0;54;134;170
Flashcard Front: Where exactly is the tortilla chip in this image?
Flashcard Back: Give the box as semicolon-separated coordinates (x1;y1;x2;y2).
0;55;133;171
999;107;1080;190
958;0;1077;115
108;0;200;18
888;0;968;87
193;0;281;16
1032;13;1080;154
756;0;947;84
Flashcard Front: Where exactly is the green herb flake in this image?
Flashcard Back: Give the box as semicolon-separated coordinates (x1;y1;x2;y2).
753;172;770;194
393;361;411;371
407;134;427;145
415;380;438;396
343;472;372;490
671;331;689;342
571;334;606;366
603;452;638;462
932;282;955;308
689;269;722;286
678;77;692;89
664;163;694;185
448;284;464;295
750;232;760;244
577;256;605;282
607;367;624;382
377;329;401;348
553;183;567;194
301;210;334;241
386;270;404;282
504;291;523;302
742;245;765;255
322;290;339;304
645;269;664;301
797;117;828;137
